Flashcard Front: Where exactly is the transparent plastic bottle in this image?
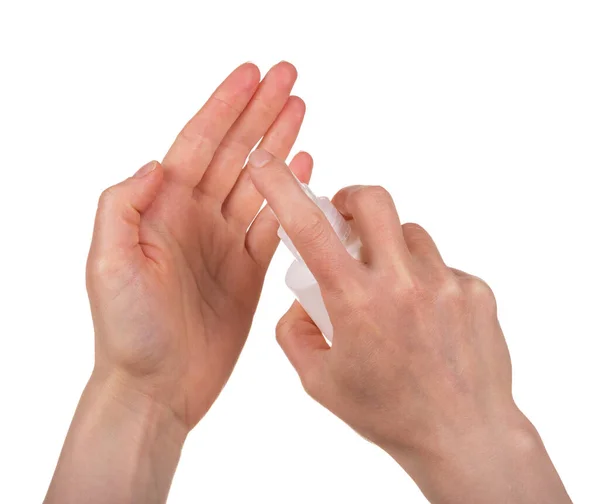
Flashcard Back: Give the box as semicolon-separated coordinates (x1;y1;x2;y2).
278;182;362;342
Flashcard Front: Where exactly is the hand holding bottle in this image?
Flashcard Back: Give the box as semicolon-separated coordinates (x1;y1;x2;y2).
247;150;572;504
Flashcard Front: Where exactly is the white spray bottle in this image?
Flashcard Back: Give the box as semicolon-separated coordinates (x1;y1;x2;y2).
277;181;363;342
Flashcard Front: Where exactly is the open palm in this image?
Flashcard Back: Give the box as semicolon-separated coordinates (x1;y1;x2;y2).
86;62;312;430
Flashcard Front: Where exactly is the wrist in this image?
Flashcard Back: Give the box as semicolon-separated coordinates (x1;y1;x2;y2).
386;409;571;504
45;369;188;504
86;367;189;448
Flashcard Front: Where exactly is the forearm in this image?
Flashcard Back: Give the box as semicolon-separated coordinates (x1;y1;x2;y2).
44;370;187;504
388;414;572;504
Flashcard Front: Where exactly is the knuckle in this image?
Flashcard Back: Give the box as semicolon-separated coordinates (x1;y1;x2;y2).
436;276;465;305
402;222;427;238
275;316;295;346
402;222;434;250
87;256;111;281
86;254;127;288
352;185;392;208
175;129;218;164
385;270;423;304
98;186;118;209
299;367;322;399
211;93;244;115
293;211;329;249
365;185;392;201
465;276;497;310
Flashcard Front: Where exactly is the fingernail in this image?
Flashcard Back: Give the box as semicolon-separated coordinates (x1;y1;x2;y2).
134;161;156;178
249;149;273;168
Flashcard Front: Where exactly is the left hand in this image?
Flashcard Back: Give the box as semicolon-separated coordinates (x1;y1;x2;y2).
87;62;312;431
46;63;312;504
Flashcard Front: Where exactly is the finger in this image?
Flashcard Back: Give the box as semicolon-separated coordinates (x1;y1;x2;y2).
401;223;446;268
247;150;358;291
91;161;163;256
198;62;298;201
223;95;306;228
161;63;261;187
331;185;410;267
276;301;330;400
245;151;313;268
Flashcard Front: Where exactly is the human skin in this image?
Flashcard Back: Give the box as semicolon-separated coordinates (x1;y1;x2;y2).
246;149;572;504
44;62;313;504
45;63;572;503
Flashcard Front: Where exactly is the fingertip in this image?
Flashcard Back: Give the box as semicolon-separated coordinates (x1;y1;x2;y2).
274;60;298;84
154;160;164;172
132;160;156;178
149;160;164;183
293;150;313;163
288;94;305;107
246;150;276;197
248;148;274;170
133;160;164;186
277;60;296;72
287;95;306;116
236;62;261;89
289;151;313;183
118;160;164;213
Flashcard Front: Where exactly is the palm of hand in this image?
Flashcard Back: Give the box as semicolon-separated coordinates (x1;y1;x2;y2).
88;63;312;429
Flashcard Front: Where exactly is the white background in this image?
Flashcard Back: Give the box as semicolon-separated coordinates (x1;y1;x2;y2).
1;1;599;502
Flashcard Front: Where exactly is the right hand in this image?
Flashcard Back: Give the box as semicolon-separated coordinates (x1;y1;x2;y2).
247;150;572;504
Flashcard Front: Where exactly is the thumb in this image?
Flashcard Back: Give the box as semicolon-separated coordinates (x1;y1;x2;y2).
276;301;330;400
92;161;164;255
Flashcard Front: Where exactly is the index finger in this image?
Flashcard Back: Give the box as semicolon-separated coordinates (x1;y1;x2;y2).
247;149;358;291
